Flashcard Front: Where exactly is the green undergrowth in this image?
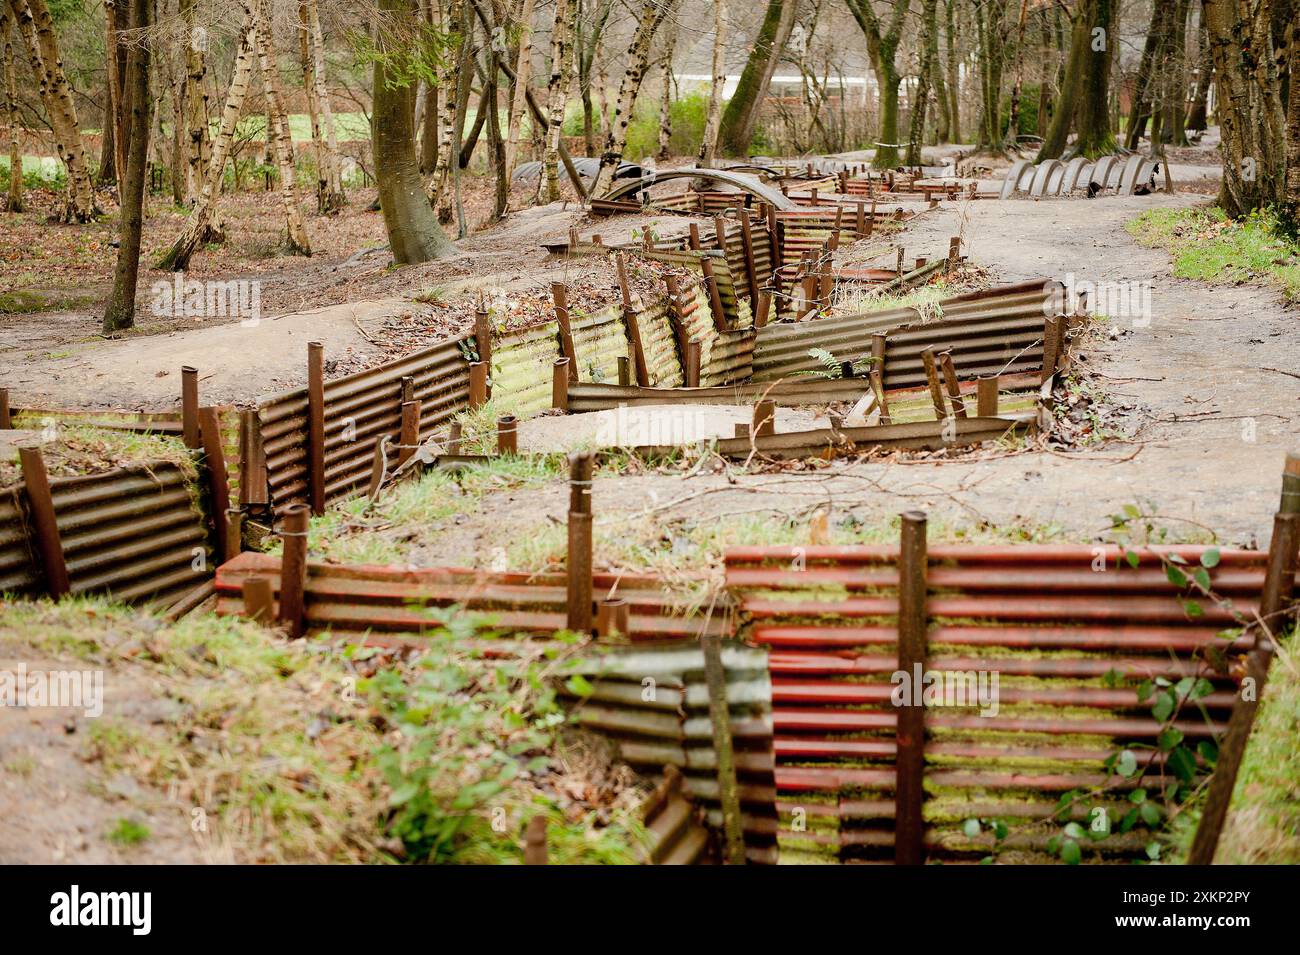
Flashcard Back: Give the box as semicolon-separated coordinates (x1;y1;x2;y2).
1126;207;1300;301
0;598;647;864
0;425;195;489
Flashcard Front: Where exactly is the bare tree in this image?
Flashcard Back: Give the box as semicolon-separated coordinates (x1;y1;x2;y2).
504;0;535;176
717;0;798;156
2;4;22;212
656;15;678;160
844;0;912;169
576;0;613;156
697;0;727;166
102;0;152;334
249;0;310;254
540;0;577;201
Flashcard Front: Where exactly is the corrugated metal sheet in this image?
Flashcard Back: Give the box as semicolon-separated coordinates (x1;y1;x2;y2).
213;552;729;641
570;304;628;384
562;641;780;865
724;544;1261;863
638;297;684;388
566;377;873;413
0;486;38;596
701;329;757;387
494;324;562;417
753;284;1054;383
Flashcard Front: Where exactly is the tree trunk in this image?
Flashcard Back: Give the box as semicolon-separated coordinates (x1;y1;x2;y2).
157;24;256;271
102;0;151;334
1125;0;1167;149
1003;0;1029;148
1186;21;1213;131
430;0;464;223
374;0;455;262
847;0;913;169
1035;0;1089;161
450;3;473;234
12;0;97;221
697;0;727;167
249;0;310;254
1160;0;1193;148
945;0;960;142
656;17;677;160
504;0;534;177
591;0;677;196
1070;0;1115;156
180;0;210;204
1284;14;1300;232
540;0;576;201
577;0;612;158
932;9;949;143
3;3;23;212
459;80;490;167
486;39;507;219
907;0;937;166
103;0;126;188
717;0;797;157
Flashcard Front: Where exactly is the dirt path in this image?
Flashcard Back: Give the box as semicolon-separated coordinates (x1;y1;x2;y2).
0;644;209;864
410;192;1297;567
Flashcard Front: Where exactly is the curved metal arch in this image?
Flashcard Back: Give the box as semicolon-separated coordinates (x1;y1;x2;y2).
598;167;798;211
1000;159;1033;199
1059;157;1091;194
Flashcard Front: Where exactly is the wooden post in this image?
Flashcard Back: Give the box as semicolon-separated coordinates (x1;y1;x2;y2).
617;356;631;387
921;348;947;419
238;409;268;506
366;438;387;499
937;351;967;418
474;306;493;398
524;815;548;865
596;597;630;639
277;503;310;638
199;407;232;562
767;204;781;265
242;575;274;624
688;221;702;251
469;362;488;408
552;358;571;411
700;256;729;332
895;510;928;866
18;447;70;597
871;333;887;386
306;342;326;516
855;201;867;239
976;377;1000;417
447;422;463;455
1189;454;1300;863
566;452;594;633
867;196;877;237
181;365;200;449
399;399;421;466
0;388;11;429
496;415;518;455
753;399;776;437
551;283;579;384
738;208;760;303
755;291;771;329
946;236;962;274
702;631;747;865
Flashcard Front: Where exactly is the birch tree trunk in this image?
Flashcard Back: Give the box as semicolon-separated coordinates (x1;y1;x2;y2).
304;0;345;211
656;17;678;160
2;4;22;212
249;0;311;255
103;0;151;334
180;0;209;204
11;0;97;220
906;0;937;166
429;0;463;222
591;0;678;196
504;0;534;177
697;0;727;167
539;0;576;202
157;24;256;270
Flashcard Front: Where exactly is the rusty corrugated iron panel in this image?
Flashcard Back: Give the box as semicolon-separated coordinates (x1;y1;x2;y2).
724;543;1261;862
566;377;873;413
0;486;38;596
700;329;756;387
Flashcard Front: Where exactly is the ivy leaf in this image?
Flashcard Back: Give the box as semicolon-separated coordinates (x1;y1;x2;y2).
1200;548;1221;568
992;820;1008;840
1168;746;1198;783
565;674;595;697
1136;680;1155;703
1145;841;1162;860
1158;728;1184;751
1125;550;1141;569
1129;788;1147;804
1063;822;1086;840
963;818;982;838
1152;691;1176;723
1197;740;1219;766
1060;838;1082;865
1193;568;1212;591
1116;749;1139;778
1167;554;1188;565
1181;599;1204;618
1139;802;1163;827
1088;810;1111;841
1166;565;1189;587
1120;808;1139;833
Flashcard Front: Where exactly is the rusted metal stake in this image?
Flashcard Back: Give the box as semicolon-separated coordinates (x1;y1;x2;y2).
468;361;488;409
566;452;594;633
524;815;548;865
617;356;631;387
551;283;579;383
399;399;421;466
0;388;10;429
474;306;493;399
181;365;200;449
937;351;967;418
224;508;243;564
596;597;629;639
684;340;702;388
896;510;929;866
1042;316;1061;383
277;503;310;639
242;575;274;624
238;409;268;506
447;422;463;455
976;377;1000;417
551;358;571;411
496;415;518;455
753;399;776;437
199;406;232;562
18;446;70;597
306;342;326;516
921;348;947;419
702;631;747;865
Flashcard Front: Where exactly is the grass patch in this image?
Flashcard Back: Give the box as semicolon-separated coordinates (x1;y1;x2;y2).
1209;626;1300;863
0;288;100;315
1;597;648;864
0;425;195;489
1126;206;1300;301
106;817;151;846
